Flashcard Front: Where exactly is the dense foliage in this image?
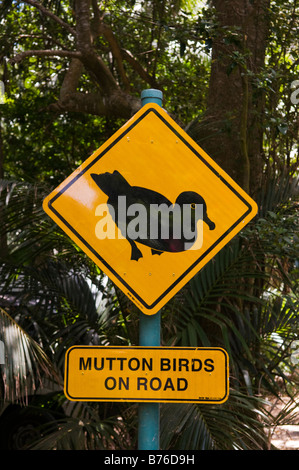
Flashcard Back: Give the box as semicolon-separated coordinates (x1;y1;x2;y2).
0;0;298;450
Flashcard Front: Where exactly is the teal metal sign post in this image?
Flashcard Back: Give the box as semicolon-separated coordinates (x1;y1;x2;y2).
138;89;163;450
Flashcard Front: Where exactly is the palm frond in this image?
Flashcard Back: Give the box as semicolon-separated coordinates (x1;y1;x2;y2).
0;179;78;267
0;307;61;405
160;389;269;450
256;172;299;218
29;404;133;450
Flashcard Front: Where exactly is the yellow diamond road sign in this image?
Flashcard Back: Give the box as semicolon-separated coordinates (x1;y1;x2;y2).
64;346;229;404
43;103;257;315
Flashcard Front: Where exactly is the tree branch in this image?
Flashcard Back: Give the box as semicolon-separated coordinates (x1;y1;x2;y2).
56;57;141;119
10;49;82;65
15;0;142;118
121;48;159;88
75;0;119;93
90;1;131;91
47;90;140;118
59;58;84;101
99;22;131;91
48;91;107;116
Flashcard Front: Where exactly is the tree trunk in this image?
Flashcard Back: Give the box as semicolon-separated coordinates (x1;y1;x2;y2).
189;0;270;196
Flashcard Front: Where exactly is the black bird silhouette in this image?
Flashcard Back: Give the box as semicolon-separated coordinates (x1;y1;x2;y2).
91;170;215;261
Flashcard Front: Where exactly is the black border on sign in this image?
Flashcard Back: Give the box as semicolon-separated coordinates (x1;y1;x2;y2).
47;107;254;311
64;346;229;403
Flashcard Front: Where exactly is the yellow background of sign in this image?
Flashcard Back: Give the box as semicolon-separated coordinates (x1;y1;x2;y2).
64;346;229;404
43;103;257;314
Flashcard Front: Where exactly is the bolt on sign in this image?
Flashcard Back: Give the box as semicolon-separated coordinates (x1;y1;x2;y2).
43;103;257;315
64;346;229;404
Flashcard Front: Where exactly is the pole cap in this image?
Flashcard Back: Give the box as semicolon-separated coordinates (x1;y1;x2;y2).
141;89;163;106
